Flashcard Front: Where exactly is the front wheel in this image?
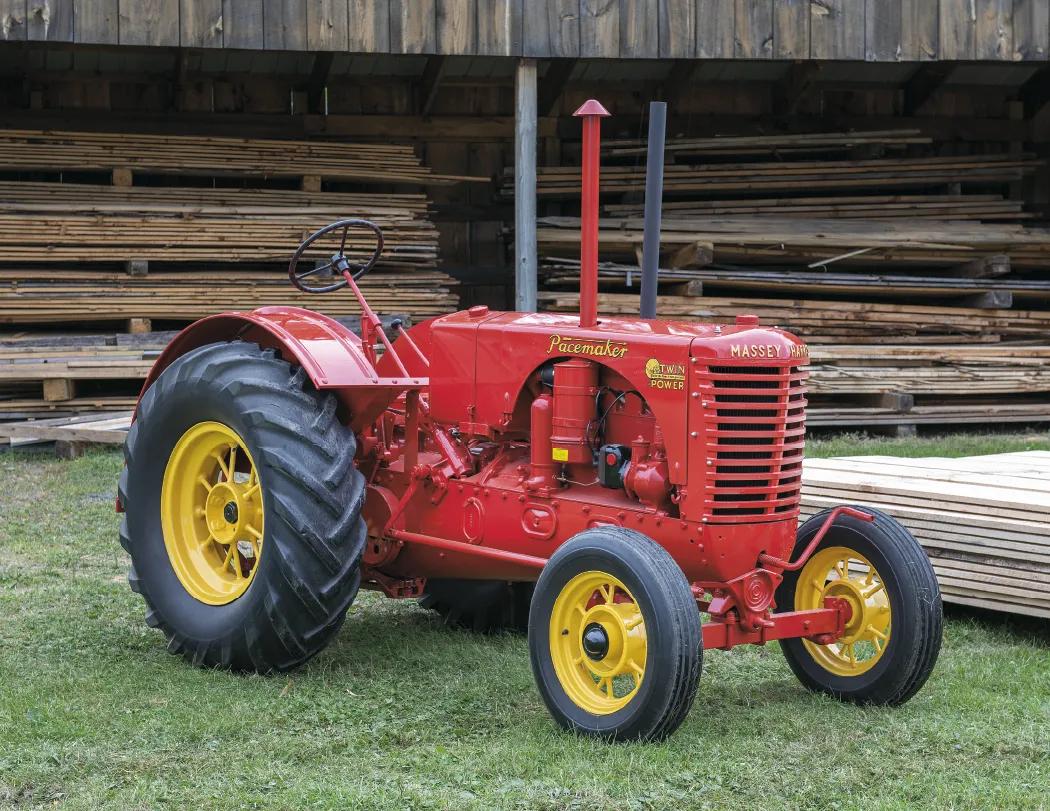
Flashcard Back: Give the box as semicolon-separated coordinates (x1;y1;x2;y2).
528;527;702;741
776;506;942;705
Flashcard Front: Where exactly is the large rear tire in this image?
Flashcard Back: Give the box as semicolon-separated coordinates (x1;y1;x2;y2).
419;579;533;633
120;341;367;673
776;506;942;705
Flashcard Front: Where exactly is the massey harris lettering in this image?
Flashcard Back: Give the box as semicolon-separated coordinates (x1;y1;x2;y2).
730;343;810;360
547;335;629;358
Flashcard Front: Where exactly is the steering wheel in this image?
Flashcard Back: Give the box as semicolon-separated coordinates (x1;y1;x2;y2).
288;218;385;294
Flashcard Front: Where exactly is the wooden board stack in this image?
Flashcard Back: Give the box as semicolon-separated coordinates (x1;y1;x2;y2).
524;128;1050;431
801;452;1050;619
0;128;461;432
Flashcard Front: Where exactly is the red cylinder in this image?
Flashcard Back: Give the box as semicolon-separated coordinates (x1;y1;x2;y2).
526;394;558;492
550;359;599;465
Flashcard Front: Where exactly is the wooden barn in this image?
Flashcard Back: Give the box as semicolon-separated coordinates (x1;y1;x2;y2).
1;0;1050;444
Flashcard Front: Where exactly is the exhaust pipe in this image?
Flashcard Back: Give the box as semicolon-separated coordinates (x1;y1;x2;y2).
573;99;610;329
640;101;666;319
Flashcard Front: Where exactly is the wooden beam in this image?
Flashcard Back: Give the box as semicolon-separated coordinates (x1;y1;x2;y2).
903;63;954;116
773;62;822;116
515;58;538;313
1021;66;1050;120
662;59;697;107
417;55;447;117
537;58;577;117
306;52;334;115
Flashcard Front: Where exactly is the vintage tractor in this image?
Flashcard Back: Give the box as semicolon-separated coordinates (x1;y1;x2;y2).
118;100;942;741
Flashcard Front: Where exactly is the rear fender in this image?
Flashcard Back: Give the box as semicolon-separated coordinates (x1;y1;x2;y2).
140;306;411;432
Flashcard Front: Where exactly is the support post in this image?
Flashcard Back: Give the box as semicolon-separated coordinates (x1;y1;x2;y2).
515;58;538;312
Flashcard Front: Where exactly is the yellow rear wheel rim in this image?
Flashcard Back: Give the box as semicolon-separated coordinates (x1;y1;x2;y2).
549;571;647;715
161;421;265;605
796;545;892;676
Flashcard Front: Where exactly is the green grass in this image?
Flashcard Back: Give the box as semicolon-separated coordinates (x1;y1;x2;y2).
2;435;1049;810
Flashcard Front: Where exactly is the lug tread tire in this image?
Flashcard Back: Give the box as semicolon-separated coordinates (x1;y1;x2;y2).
528;527;702;742
419;580;534;633
777;506;942;706
121;341;366;674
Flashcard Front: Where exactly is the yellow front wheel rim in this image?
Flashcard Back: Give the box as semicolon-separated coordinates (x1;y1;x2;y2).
796;545;891;676
549;571;647;715
161;421;265;605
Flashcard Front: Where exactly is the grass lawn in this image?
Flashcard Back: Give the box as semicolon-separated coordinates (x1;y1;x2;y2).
1;433;1049;809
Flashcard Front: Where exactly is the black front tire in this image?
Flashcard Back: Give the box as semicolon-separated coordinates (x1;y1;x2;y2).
120;341;367;673
528;527;702;741
776;506;942;705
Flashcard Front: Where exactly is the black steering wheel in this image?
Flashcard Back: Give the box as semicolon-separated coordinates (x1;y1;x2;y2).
288;218;385;294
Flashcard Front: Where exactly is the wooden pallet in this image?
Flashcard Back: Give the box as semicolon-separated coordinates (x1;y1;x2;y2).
0;412;132;446
801;452;1050;619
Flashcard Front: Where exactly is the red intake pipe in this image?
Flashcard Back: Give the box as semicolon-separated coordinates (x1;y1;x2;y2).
574;99;610;330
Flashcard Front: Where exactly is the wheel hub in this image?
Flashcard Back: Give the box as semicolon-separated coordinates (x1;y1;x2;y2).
582;622;609;660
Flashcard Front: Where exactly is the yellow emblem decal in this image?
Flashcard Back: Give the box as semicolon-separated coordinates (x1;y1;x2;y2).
644;358;686;390
547;335;629;359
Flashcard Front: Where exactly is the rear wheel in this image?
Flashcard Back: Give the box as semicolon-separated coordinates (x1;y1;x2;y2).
776;506;942;705
528;527;702;741
419;579;533;633
120;341;367;673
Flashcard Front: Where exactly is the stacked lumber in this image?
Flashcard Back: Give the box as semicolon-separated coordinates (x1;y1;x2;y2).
602;129;932;158
0;269;458;324
801;452;1050;619
509;154;1038;199
0;129;470;185
535;215;1050;270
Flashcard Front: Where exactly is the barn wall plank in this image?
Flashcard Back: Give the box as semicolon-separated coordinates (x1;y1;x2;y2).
734;0;772;58
580;0;617;58
975;0;1010;60
223;0;264;48
1013;0;1049;60
810;0;864;59
476;0;515;55
523;0;578;57
939;0;976;59
659;0;695;57
181;0;223;46
773;0;808;58
865;0;901;60
620;0;656;57
696;0;733;57
263;0;307;49
0;0;27;39
348;0;390;52
437;0;475;54
306;0;349;50
900;0;937;59
391;0;437;53
119;0;180;45
74;0;116;42
26;0;73;40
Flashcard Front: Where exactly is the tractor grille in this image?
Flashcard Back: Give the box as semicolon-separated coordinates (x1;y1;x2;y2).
695;364;807;523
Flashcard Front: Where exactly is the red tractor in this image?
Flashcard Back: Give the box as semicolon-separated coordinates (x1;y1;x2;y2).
118;101;941;741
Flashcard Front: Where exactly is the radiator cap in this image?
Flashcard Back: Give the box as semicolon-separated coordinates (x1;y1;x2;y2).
735;314;760;327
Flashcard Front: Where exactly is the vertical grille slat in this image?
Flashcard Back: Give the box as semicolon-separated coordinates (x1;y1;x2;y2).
697;364;807;523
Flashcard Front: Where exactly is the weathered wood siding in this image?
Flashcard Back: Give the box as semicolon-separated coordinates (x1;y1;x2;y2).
2;0;1048;61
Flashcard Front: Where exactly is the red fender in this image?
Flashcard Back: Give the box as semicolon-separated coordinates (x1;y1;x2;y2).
140;306;425;432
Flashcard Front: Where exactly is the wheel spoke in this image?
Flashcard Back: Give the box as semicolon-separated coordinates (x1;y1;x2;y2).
599;583;613;603
245;524;263;540
223;544;238;576
846;642;857;664
624;613;644;631
214;451;231;480
864;580;886;598
242;482;261;501
228;446;238;479
835;559;848;579
197;475;214;492
600;676;613;696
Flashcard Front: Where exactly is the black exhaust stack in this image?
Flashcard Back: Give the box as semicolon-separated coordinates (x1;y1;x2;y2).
639;101;666;319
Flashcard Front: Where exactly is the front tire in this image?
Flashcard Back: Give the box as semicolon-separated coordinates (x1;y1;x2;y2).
528;527;702;741
120;341;367;673
776;506;942;705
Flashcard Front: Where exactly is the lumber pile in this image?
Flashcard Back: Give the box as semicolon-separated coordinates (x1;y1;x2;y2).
522;126;1050;431
801;452;1050;619
0;128;463;433
0;129;471;185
